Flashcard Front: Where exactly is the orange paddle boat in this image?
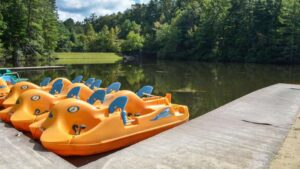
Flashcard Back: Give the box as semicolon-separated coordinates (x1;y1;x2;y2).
29;85;151;139
0;75;87;108
1;78;73;108
0;76;99;122
7;82;121;130
0;79;66;123
39;90;189;156
0;79;10;106
10;84;92;131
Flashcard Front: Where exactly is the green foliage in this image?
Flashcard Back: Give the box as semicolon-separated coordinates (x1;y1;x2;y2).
274;0;300;62
0;0;58;60
154;22;180;58
42;0;58;57
89;25;121;52
121;31;145;53
1;0;28;60
120;19;141;38
85;23;96;42
0;13;6;57
1;0;300;63
56;22;72;52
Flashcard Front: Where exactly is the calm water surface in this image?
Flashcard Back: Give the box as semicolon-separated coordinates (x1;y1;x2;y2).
4;59;300;119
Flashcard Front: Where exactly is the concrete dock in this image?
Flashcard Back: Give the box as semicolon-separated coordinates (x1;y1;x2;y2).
1;83;300;168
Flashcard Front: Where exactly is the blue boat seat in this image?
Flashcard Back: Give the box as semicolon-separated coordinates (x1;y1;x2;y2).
40;77;51;87
90;80;102;90
49;79;63;95
87;90;106;104
72;75;83;83
151;108;171;121
67;86;81;99
106;82;121;94
136;86;154;98
109;96;128;125
0;76;16;85
85;78;95;87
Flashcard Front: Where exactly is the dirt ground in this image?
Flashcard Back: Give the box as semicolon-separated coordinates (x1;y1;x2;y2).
269;112;300;169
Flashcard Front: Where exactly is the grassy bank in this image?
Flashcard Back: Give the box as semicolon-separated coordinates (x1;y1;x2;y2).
55;52;123;65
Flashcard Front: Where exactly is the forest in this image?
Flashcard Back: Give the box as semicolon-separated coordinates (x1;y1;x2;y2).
0;0;300;63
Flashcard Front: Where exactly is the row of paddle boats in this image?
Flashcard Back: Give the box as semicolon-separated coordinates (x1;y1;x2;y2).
0;75;189;156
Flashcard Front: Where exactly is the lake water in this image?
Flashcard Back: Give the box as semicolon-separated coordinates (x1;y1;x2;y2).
5;59;300;119
3;59;300;166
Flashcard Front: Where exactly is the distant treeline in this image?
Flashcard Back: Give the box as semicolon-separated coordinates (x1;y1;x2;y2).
1;0;300;63
0;0;57;60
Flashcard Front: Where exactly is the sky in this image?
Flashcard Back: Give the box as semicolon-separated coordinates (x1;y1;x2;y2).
56;0;150;21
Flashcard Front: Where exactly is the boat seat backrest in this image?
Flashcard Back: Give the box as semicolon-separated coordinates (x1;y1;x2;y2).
85;78;95;87
151;108;171;121
136;86;154;98
1;76;17;85
67;86;81;98
108;96;129;125
109;96;128;114
90;80;102;90
72;75;83;83
87;90;106;104
106;82;121;94
40;77;51;87
49;79;63;95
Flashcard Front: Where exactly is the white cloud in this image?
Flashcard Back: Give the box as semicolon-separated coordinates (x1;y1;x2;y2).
138;0;150;4
58;11;85;21
57;0;138;21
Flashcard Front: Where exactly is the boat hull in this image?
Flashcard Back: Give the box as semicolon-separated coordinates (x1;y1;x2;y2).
42;119;187;156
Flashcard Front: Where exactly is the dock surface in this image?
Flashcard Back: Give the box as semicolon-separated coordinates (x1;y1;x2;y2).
1;83;300;169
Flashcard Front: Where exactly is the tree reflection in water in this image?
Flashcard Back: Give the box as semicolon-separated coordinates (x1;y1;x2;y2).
7;59;300;119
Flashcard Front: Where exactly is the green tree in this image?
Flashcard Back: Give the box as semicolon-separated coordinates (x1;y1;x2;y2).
76;34;89;52
1;0;58;60
154;22;180;58
121;31;145;53
56;22;72;52
42;0;58;56
63;18;75;31
218;0;251;62
25;0;45;59
275;0;300;62
0;13;6;57
120;19;141;38
2;0;28;60
85;22;96;40
246;0;281;62
1;0;300;63
90;25;121;52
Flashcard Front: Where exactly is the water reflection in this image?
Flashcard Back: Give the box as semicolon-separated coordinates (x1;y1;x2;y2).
7;60;300;119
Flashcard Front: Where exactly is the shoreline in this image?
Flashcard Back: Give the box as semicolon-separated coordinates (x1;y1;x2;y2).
269;111;300;169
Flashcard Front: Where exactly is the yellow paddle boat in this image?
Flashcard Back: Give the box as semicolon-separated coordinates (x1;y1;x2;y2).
10;84;91;131
0;78;66;122
29;85;152;139
39;90;189;156
1;78;72;108
0;76;99;122
7;82;121;130
0;79;10;106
